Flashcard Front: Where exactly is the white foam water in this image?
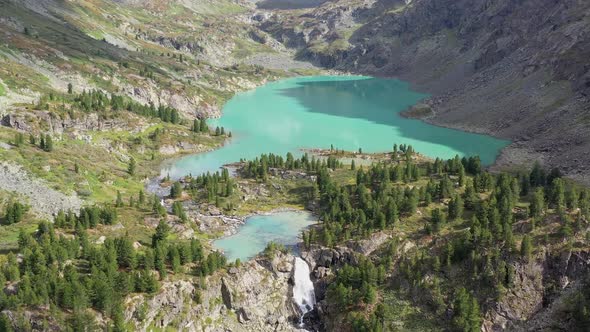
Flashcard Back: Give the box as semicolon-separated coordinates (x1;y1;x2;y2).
293;257;316;326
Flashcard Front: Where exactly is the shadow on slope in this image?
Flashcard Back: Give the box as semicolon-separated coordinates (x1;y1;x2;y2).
256;0;330;10
276;77;509;163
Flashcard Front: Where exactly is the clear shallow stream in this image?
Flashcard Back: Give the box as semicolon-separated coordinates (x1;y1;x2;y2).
162;75;509;179
212;211;316;262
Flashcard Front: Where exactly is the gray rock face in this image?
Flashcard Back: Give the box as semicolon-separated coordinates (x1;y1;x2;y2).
1;111;133;136
220;277;233;310
125;252;300;331
484;250;590;331
0;162;83;219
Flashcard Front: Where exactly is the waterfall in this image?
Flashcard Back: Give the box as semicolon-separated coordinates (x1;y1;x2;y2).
293;257;316;326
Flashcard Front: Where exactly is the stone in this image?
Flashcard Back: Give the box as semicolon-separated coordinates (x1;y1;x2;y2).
221;278;233;310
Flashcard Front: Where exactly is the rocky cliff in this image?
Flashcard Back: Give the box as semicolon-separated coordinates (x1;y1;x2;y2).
300;234;590;332
124;252;301;331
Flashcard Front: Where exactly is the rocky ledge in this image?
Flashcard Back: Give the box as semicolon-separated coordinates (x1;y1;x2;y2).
124;252;302;331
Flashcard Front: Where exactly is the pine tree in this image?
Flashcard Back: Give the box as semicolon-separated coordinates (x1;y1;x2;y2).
453;288;481;332
13;133;25;147
172;201;187;222
199;118;207;132
43;134;53;152
152;220;170;248
530;161;546;187
138;189;145;206
128;157;136;176
115;235;136;269
170;181;182;198
169;246;181;273
580;189;590;219
448;194;464;220
192;119;200;132
530;188;545;218
458;163;466;187
566;187;578;211
152;195;166;217
430;208;446;233
521;235;533;260
5;202;27;224
551;178;565;212
225;181;233;197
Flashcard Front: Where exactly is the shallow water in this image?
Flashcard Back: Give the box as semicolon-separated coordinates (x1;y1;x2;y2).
162;76;509;179
212;211;316;262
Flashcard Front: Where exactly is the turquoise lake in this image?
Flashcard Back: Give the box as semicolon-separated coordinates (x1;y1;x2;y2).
162;75;509;179
213;211;316;262
164;75;510;261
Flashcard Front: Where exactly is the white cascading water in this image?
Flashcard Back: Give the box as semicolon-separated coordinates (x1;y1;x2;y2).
293;257;316;326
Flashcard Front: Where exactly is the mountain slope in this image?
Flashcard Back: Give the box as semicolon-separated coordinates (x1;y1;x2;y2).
0;0;288;118
257;0;590;184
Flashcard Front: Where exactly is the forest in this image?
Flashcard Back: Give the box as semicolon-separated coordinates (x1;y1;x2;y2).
2;144;589;331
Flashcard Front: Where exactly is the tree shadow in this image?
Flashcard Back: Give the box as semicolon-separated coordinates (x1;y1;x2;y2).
2;0;136;67
286;185;312;205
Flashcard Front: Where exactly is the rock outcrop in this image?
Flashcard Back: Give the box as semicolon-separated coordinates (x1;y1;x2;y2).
484;250;590;331
0;162;83;219
124;252;301;331
1;112;134;136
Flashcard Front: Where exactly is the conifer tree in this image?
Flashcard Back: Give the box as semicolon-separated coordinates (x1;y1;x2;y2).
551;178;565;212
138;189;145;205
192;119;200;132
128;157;136;176
152;220;170;248
225;181;233;197
453;288;481;332
530;161;546;187
430;208;446;233
4;202;26;224
530;188;545;218
521;235;533;260
172;201;187;222
566;187;578;211
13;133;24;147
448;194;464;220
44;134;53;152
199;118;207;132
170;181;182;198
